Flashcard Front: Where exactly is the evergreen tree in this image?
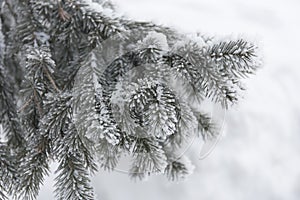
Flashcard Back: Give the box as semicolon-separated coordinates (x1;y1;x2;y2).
0;0;260;199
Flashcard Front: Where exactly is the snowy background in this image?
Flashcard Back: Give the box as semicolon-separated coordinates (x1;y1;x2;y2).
38;0;300;199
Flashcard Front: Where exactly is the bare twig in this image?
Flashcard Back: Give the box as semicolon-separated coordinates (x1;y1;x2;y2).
17;96;34;113
57;0;71;21
33;89;43;116
43;66;61;93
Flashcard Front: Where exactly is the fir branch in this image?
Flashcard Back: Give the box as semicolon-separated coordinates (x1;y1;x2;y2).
0;18;24;148
95;98;123;145
0;0;260;197
19;79;45;125
129;81;180;139
0;143;16;200
25;46;56;84
100;50;142;97
15;135;50;200
73;50;121;146
173;40;238;108
96;139;121;171
131;138;168;175
54;124;97;200
19;45;59;119
165;101;197;148
53;119;98;174
82;10;123;41
13;1;46;47
0;67;24;147
162;53;204;101
0;17;25;198
165;161;189;181
54;154;95;200
195;112;217;141
209;39;259;78
41;92;72;141
164;156;194;182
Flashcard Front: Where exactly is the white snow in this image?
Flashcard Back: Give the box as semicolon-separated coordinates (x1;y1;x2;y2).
37;0;300;200
138;31;169;51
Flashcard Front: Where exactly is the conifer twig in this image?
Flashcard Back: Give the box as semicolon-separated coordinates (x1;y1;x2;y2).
17;96;34;113
43;66;61;93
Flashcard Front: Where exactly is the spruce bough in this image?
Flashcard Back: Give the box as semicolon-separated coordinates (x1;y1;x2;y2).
0;0;260;199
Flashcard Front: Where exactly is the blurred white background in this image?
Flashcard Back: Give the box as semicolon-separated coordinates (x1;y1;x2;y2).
38;0;300;199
